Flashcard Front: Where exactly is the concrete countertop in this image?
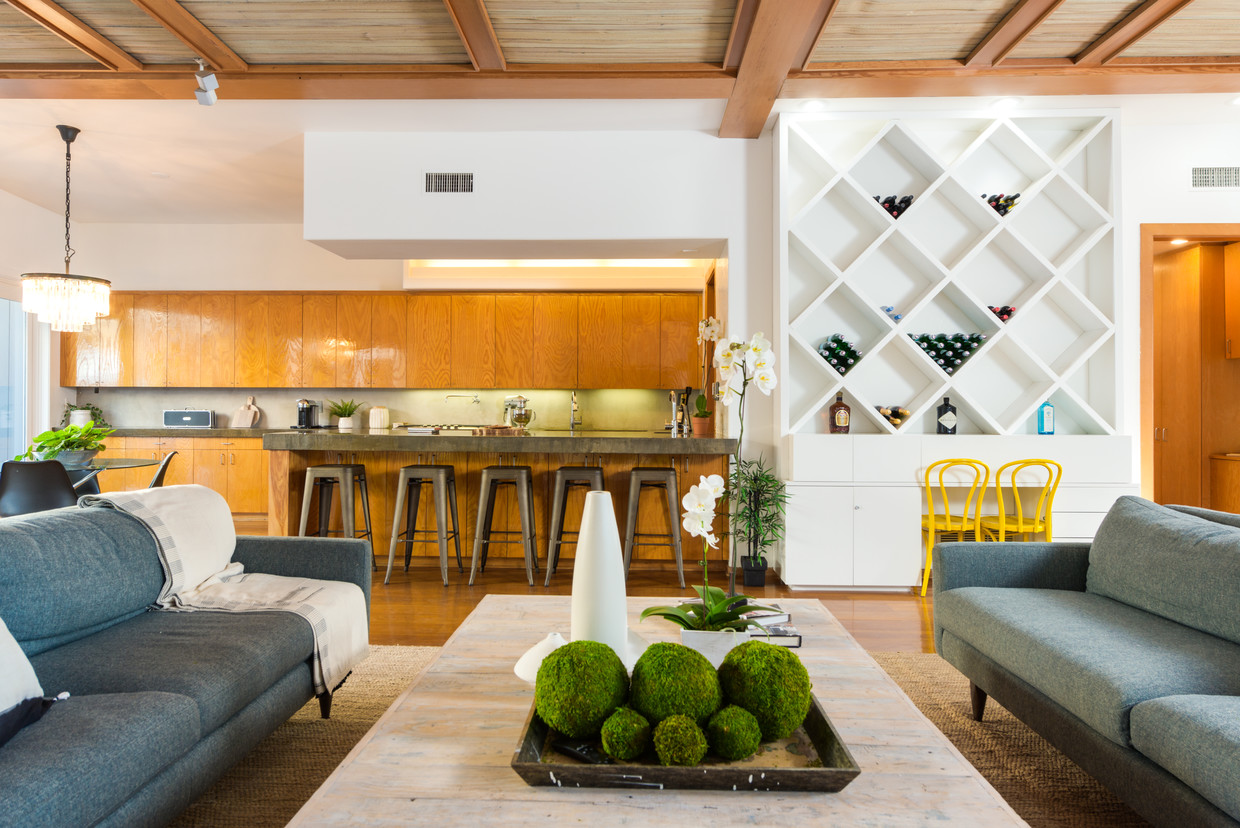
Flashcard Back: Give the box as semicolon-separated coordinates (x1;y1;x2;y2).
261;428;737;455
111;428;282;439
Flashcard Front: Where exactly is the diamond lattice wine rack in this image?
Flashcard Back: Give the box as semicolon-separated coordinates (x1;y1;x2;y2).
778;112;1118;436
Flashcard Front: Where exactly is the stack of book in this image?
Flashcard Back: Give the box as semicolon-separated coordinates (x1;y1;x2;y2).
740;603;801;648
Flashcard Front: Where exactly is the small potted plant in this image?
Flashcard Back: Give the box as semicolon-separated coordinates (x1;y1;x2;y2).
326;398;363;430
730;457;789;588
61;401;109;429
15;421;115;468
641;474;778;666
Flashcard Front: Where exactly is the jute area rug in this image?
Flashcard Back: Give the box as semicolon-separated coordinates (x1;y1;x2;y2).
872;652;1149;828
170;647;1150;828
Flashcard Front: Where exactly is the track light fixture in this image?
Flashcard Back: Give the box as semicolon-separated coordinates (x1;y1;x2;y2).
195;58;218;106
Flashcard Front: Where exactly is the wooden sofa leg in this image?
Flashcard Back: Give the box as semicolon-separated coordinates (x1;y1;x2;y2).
318;692;333;719
970;682;987;721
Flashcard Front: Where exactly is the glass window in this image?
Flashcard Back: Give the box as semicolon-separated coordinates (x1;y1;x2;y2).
0;299;27;461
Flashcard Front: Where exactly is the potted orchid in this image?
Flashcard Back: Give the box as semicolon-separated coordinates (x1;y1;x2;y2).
714;331;780;594
640;474;778;666
692;316;723;436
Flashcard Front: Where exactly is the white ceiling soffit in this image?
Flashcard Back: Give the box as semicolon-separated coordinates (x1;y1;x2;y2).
403;257;716;291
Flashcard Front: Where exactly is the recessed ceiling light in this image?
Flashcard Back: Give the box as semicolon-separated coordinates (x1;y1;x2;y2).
992;97;1022;112
1171;239;1189;245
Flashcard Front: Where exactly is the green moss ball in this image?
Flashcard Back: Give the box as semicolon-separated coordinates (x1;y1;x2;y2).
652;714;709;766
629;642;722;726
718;640;813;740
599;707;651;761
535;640;629;738
706;704;763;760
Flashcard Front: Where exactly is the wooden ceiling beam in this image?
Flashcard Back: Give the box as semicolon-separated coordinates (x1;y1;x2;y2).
966;0;1067;67
442;0;505;71
719;0;838;139
722;0;759;70
6;0;142;71
1075;0;1197;66
128;0;247;71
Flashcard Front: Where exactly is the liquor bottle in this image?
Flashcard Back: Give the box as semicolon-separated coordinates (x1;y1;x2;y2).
1037;401;1055;435
937;396;958;434
829;393;850;434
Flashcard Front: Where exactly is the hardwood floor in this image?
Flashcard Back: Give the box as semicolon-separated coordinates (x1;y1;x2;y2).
234;516;936;653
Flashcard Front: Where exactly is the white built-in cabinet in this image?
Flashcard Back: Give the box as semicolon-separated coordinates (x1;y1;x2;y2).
774;111;1136;588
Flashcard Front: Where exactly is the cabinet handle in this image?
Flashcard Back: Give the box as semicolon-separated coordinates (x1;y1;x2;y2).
1228;339;1232;357
1162;428;1168;441
230;453;235;465
219;453;225;465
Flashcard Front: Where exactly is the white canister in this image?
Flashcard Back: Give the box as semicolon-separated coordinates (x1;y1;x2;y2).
369;406;391;429
68;409;93;427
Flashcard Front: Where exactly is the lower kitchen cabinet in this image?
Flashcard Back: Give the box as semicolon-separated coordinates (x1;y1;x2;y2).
193;438;268;514
121;438;195;490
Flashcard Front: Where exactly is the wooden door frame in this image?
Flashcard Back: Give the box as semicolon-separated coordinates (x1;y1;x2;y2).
1140;223;1240;498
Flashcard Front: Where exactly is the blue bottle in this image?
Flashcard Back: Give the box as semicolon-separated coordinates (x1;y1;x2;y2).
1037;401;1054;435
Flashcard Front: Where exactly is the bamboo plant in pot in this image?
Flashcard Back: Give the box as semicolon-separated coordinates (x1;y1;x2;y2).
730;457;789;588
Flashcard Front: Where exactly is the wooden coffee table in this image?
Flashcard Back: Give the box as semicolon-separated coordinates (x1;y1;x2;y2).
289;595;1025;826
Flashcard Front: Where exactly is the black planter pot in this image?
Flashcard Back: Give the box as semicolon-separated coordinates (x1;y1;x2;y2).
741;555;767;587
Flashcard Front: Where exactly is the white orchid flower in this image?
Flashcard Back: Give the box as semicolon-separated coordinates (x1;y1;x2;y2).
681;511;719;547
719;368;745;405
745;332;772;369
698;474;725;499
697;316;723;345
682;482;718;514
713;337;740;372
753;367;778;394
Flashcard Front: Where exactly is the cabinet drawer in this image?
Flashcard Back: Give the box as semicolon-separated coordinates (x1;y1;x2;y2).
191;437;263;450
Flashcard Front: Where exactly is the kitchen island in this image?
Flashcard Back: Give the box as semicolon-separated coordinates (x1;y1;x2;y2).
263;429;738;577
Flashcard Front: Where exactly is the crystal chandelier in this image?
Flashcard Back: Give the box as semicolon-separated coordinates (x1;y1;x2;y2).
21;125;111;333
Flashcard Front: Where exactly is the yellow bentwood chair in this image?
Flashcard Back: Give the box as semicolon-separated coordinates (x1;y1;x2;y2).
921;458;990;597
979;459;1063;543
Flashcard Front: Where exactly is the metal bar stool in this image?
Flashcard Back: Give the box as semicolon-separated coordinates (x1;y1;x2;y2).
469;465;537;587
544;466;605;586
385;464;462;587
298;463;374;565
622;467;685;589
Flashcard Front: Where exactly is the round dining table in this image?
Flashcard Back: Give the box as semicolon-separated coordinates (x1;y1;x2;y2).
64;457;160;490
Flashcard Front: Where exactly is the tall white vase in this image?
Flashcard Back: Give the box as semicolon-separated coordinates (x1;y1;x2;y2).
570;491;629;660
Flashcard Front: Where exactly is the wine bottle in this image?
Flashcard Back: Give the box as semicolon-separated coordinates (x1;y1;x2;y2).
937;396;958;434
829;393;850;434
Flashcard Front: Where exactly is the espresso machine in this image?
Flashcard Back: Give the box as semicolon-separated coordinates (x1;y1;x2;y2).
295;399;320;429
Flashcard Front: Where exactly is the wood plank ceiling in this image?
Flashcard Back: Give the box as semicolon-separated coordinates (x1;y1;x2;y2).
1;0;1237;138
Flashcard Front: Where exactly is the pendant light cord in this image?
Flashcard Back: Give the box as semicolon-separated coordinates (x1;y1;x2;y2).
63;137;74;272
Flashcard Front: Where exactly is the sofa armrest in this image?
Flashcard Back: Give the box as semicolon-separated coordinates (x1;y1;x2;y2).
232;536;372;614
932;541;1091;597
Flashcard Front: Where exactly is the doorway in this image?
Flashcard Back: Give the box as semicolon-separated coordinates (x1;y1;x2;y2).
1141;223;1240;508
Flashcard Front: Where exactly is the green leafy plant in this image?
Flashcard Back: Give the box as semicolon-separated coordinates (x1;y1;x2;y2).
60;401;109;428
15;421;114;461
326;398;363;418
641;475;778;631
729;456;789;565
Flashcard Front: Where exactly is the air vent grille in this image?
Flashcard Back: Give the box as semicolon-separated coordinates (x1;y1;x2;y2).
1191;167;1240;188
425;172;473;193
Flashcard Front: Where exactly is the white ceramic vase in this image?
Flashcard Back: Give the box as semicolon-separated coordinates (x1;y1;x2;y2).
570;491;630;661
68;409;93;427
680;628;742;669
336;416;354;430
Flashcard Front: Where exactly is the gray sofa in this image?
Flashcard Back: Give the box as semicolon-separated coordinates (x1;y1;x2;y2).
934;495;1240;827
0;506;372;828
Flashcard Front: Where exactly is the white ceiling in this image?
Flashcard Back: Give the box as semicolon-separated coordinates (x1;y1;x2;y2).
0;98;728;225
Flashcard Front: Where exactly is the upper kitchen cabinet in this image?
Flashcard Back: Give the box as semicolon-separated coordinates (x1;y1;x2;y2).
235;294;302;387
166;294;202;387
533;294;578;388
659;293;700;389
621;294;661;389
199;294;235;387
370;294;407;388
336;294;373;388
61;292;134;387
408;294;451;388
132;294;168;388
1226;243;1240;359
579;294;624;388
302;294;337;388
495;294;534;387
451;294;495;387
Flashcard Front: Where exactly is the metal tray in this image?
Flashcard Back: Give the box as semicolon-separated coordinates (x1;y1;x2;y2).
511;697;860;792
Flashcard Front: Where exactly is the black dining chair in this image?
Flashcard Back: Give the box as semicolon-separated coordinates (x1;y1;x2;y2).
0;461;80;518
65;467;101;495
148;451;178;488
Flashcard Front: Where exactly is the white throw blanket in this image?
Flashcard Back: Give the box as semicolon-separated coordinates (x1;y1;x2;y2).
80;485;368;695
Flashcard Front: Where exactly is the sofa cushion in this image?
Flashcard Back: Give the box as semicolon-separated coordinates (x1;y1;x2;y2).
1087;496;1240;645
1131;695;1240;822
0;616;50;748
936;587;1240;746
29;609;315;734
0;691;200;828
0;508;164;656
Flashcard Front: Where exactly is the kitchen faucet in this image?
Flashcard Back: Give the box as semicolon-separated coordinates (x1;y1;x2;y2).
570;390;582;434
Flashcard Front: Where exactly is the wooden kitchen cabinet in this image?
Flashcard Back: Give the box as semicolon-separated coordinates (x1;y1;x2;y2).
60;293;134;387
132;294;168;388
336;293;373;388
533;294;577;388
126;437;194;489
370;294;407;388
408;294;451;388
494;294;533;387
1225;243;1240;359
166;293;201;387
234;293;269;387
621;294;661;389
199;294;235;387
193;438;267;513
659;293;699;389
578;294;623;389
302;294;337;387
451;294;495;387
